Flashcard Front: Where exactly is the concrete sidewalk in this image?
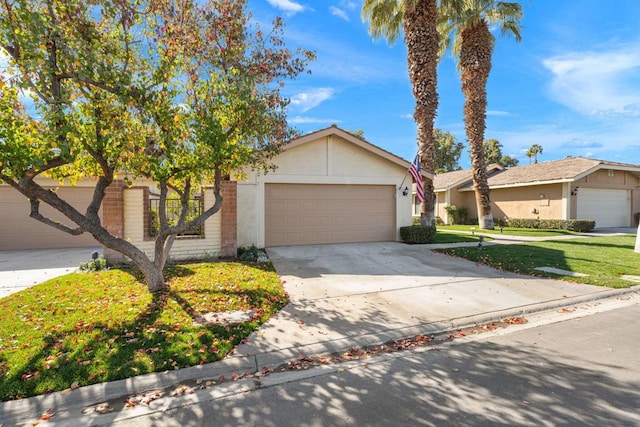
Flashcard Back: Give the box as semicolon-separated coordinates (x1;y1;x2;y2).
0;247;101;299
1;240;638;426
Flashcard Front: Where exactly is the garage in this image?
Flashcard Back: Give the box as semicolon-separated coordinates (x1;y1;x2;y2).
0;186;100;250
265;183;396;247
576;188;630;228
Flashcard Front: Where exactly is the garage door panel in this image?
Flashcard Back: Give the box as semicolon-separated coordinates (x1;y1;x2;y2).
0;187;100;250
577;188;629;228
265;184;395;246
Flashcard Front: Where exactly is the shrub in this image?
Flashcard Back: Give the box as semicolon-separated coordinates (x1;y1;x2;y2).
400;225;437;244
238;245;269;263
505;218;595;232
444;205;458;225
79;254;108;272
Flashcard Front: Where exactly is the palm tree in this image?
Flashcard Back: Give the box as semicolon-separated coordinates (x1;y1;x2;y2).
526;143;543;164
362;0;439;226
438;0;523;229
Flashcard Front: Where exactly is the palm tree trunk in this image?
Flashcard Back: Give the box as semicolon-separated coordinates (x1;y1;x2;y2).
404;0;439;226
460;20;494;230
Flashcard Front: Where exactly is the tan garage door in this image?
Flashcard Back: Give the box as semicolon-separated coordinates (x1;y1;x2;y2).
265;184;396;247
0;187;100;250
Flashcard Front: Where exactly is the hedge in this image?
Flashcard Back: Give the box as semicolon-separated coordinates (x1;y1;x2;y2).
400;225;437;244
505;218;596;232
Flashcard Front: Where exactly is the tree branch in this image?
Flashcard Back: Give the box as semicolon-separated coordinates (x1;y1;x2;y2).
29;198;84;235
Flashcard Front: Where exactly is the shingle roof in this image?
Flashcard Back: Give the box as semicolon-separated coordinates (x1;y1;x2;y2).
447;157;640;190
434;164;503;190
486;157;602;187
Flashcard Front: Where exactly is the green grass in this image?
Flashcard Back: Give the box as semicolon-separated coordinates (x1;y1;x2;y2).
0;262;286;401
438;224;580;237
435;235;639;288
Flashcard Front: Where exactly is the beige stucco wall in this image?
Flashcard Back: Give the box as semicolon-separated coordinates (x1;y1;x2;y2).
123;187;222;260
575;169;639;188
236;133;413;247
490;183;564;221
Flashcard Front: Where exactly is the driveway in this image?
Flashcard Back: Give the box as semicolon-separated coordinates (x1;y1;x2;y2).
0;247;101;299
235;241;618;366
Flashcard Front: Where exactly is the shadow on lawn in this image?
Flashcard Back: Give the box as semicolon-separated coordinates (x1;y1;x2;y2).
0;264;284;402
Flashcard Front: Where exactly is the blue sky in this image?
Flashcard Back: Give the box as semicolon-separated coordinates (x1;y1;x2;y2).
250;0;640;168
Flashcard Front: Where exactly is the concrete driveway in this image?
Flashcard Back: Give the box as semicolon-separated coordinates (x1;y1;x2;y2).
0;247;101;299
235;241;622;366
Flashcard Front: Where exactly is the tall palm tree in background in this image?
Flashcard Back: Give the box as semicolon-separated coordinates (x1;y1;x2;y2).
526;143;543;164
438;0;523;229
362;0;439;226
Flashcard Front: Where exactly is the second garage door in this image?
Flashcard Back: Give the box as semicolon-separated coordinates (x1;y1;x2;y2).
576;188;630;228
265;184;396;246
0;187;100;250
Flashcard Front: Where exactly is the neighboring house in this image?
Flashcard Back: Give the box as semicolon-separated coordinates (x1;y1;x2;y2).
0;125;426;257
432;157;640;228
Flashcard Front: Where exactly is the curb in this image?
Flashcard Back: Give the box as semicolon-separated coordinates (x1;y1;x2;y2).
1;285;638;426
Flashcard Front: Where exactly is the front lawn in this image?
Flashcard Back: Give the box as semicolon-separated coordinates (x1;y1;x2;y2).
0;262;287;401
436;235;639;288
438;224;580;237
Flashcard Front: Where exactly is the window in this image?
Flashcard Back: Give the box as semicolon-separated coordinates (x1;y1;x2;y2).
148;196;204;237
412;195;421;217
608;169;614;177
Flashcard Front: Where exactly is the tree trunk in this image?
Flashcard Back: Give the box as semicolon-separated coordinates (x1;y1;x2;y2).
138;259;166;293
635;222;640;253
404;0;439;227
460;21;494;230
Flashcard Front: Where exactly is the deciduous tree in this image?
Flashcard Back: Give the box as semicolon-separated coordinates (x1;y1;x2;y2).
434;128;464;173
484;138;519;167
0;0;313;292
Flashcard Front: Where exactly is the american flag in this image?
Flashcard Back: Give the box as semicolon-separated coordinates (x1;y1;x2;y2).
409;154;424;203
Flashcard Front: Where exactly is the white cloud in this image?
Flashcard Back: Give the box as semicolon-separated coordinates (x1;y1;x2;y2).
487;110;511;116
289;116;342;125
290;87;335;112
400;113;413;119
339;0;357;9
329;6;350;21
266;0;305;15
542;46;640;117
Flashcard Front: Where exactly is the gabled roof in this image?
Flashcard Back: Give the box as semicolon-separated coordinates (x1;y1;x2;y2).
450;157;640;190
284;125;433;179
434;164;503;191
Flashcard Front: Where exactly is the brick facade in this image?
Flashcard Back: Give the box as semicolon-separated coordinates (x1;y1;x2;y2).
101;179;237;263
220;180;237;257
102;180;125;263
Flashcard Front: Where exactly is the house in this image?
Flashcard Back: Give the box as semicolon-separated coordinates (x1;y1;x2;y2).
235;125;428;247
432;157;640;228
0;126;427;257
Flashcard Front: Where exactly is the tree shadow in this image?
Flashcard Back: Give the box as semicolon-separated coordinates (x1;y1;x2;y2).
112;325;640;426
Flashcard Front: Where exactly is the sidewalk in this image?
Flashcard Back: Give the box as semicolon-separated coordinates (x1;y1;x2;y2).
1;236;638;426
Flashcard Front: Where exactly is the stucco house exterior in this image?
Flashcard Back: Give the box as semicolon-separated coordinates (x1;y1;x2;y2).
432;157;640;228
235;125;428;248
0;126;427;257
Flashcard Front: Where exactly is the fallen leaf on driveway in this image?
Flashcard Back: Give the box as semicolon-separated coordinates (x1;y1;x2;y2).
41;408;56;420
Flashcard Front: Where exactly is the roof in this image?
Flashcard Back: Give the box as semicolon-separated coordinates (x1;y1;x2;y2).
284;125;433;179
448;157;640;190
434;164;503;190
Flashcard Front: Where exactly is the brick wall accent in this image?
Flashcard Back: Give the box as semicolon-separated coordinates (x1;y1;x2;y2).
102;180;125;263
220;180;237;257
